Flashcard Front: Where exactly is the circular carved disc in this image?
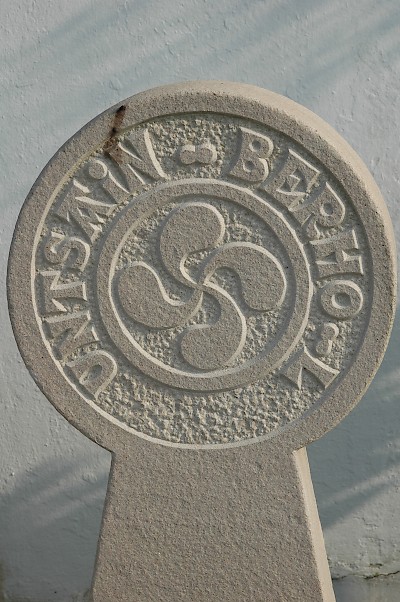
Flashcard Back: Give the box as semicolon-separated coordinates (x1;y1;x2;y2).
8;81;396;450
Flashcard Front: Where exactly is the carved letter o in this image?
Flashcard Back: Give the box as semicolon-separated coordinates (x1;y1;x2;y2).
320;279;363;320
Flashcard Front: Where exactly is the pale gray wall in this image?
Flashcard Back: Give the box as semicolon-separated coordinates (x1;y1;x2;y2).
1;1;399;600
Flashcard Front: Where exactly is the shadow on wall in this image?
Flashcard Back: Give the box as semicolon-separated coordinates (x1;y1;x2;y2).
309;310;400;528
0;453;110;601
333;574;400;602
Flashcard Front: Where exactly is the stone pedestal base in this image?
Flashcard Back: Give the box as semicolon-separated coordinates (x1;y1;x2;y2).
92;442;335;601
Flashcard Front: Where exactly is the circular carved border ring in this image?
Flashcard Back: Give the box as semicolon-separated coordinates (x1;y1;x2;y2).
97;179;312;391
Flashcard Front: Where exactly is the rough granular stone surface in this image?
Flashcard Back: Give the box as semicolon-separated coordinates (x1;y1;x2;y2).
8;82;396;602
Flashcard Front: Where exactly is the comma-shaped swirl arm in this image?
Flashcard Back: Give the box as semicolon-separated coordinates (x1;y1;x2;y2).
116;262;202;329
202;243;287;311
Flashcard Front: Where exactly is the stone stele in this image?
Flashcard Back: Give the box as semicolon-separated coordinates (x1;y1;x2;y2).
7;81;396;601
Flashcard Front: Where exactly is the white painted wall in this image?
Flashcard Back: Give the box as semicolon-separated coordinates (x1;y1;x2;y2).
1;1;399;600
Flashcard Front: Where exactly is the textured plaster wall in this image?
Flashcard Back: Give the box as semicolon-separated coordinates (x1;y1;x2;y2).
0;1;399;600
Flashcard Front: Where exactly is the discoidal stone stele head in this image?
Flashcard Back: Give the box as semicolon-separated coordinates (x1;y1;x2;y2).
8;81;396;451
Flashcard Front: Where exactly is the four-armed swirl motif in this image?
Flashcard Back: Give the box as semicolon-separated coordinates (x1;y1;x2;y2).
116;202;287;371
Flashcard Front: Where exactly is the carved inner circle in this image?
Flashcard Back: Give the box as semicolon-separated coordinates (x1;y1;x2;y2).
97;179;312;392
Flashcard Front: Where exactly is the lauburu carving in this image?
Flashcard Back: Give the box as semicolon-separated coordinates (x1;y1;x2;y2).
116;202;287;371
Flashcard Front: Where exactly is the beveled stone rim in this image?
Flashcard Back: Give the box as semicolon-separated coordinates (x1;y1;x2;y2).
7;80;396;453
